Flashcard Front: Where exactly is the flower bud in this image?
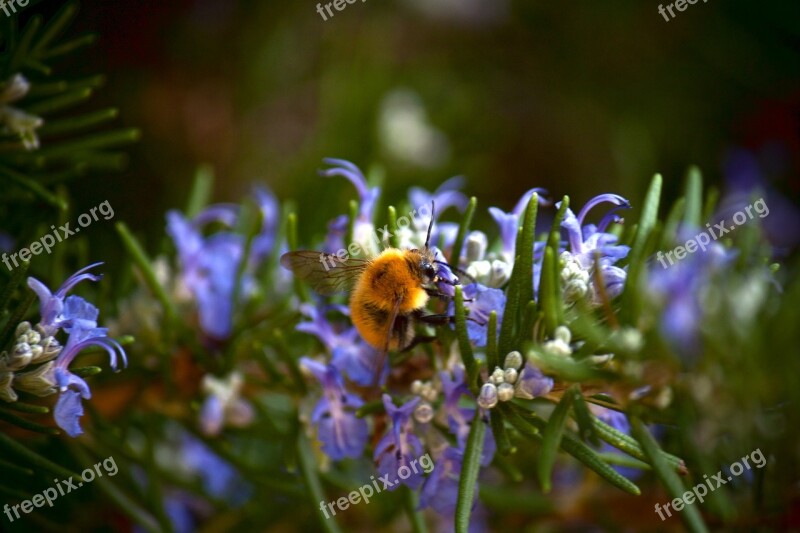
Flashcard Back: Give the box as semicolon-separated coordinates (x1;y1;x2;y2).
503;351;522;370
503;367;518;385
477;383;498;409
414;402;434;424
497;383;515;402
0;371;17;402
489;366;505;385
5;342;32;370
14;321;31;339
465;231;488;263
515;365;554;399
13;361;56;397
410;380;424;395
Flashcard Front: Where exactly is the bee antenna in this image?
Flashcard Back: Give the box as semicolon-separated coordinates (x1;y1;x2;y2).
424;201;435;249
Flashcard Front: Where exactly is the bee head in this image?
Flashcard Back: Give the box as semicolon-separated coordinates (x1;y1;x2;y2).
420;258;437;284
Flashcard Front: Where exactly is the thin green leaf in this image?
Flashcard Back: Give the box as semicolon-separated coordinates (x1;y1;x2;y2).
571;387;600;445
404;487;428;533
297;431;344;533
0;431;80;480
287;212;311;303
0;163;65;208
631;417;708;533
455;410;486;533
0;258;29;315
9;14;42;72
538;390;573;492
38;108;119;137
594;415;686;473
115;222;178;323
621;174;662;321
450;196;477;265
0;291;35;349
490;409;513;456
0;406;60;434
454;285;478;393
516;192;538;314
26;88;93;115
485;311;499;371
32;1;79;54
498;252;521;355
387;205;400;248
185;165;214;218
683;166;703;228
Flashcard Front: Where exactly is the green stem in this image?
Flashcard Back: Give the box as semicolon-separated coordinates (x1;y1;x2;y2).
455;409;486;533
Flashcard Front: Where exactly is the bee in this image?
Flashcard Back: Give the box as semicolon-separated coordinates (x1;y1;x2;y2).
280;203;460;380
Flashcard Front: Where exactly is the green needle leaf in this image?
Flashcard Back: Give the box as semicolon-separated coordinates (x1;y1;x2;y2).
631;417;708;533
115;222;178;323
538;390;573;492
455;409;486;533
454;285;478;393
387;205;400;248
185;164;214;218
486;311;499;371
516;193;539;313
621;174;662;321
450;196;477;266
297;431;344;533
683;166;703;228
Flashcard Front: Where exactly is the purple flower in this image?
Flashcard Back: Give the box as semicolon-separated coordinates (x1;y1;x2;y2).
407;177;468;251
648;242;733;360
248;185;280;265
198;372;254;436
297;304;387;386
558;194;631;303
52;324;127;437
488;188;548;263
515;364;554;399
374;394;425;490
440;366;495;465
27;263;103;335
319;158;382;255
444;282;505;347
168;208;242;339
179;431;252;504
419;446;465;515
300;358;367;460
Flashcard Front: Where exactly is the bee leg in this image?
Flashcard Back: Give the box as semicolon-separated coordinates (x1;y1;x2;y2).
399;335;437;353
414;312;455;326
424;288;474;303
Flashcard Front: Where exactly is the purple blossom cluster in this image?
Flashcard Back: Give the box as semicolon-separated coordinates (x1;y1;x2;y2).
290;159;637;518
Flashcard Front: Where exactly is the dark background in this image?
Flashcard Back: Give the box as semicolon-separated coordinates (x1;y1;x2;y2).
23;0;800;249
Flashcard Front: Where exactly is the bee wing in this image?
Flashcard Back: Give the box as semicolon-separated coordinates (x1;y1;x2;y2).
280;250;368;296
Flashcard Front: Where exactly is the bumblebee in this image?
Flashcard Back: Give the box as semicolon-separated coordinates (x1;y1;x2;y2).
280;204;459;375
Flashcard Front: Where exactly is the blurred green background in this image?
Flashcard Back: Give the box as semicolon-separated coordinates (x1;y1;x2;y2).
48;0;797;247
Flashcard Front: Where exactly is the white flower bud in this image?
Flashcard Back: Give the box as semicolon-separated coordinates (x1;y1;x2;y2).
414;402;434;424
554;326;571;345
489;366;505;385
503;367;518;384
411;380;424;395
503;351;523;370
465;231;488;263
25;330;41;345
14;321;31;339
477;383;498;409
13;361;56;397
497;383;515;402
488;260;511;287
